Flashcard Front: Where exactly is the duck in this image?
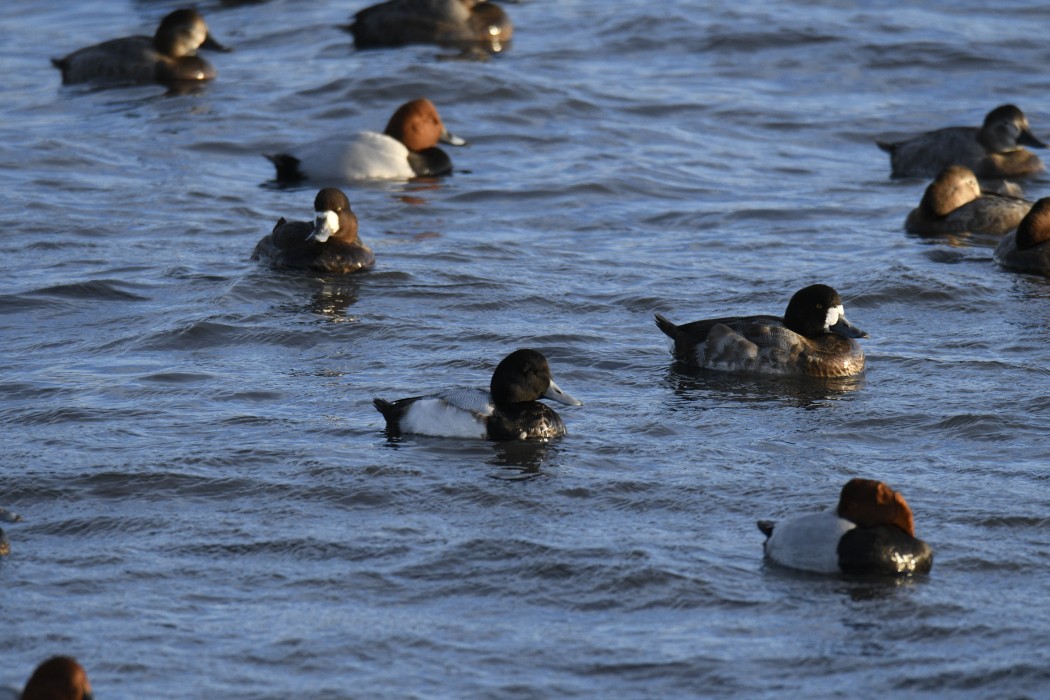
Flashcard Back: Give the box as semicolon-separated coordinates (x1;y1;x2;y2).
266;98;465;184
904;165;1033;236
758;478;933;576
877;104;1046;180
20;656;94;700
51;8;228;86
654;284;868;377
251;188;375;274
373;349;583;440
348;0;512;52
994;197;1050;276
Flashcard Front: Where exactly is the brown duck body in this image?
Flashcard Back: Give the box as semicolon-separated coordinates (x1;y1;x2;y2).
252;220;375;274
994;197;1050;276
654;284;868;378
252;188;375;274
904;165;1033;236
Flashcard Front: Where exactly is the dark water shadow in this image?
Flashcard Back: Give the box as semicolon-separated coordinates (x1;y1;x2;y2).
906;228;1002;250
760;560;931;598
487;440;557;480
376;430;557;481
664;363;865;409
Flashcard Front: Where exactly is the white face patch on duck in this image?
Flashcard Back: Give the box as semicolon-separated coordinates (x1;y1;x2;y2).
823;304;845;331
309;210;340;243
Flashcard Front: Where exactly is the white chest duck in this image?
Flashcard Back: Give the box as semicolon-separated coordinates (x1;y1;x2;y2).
759;478;933;576
266;98;465;184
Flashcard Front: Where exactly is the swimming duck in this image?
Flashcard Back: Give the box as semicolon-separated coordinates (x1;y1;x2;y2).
266;98;465;183
758;478;933;575
654;284;868;377
20;656;94;700
904;165;1033;236
348;0;512;52
252;188;374;274
994;197;1050;276
373;349;582;440
877;104;1046;180
51;8;228;86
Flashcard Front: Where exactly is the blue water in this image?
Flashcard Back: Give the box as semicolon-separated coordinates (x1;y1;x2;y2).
2;0;1050;697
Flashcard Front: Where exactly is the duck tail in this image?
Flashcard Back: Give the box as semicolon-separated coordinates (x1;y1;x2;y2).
875;140;897;155
264;153;304;183
654;313;678;339
372;397;403;433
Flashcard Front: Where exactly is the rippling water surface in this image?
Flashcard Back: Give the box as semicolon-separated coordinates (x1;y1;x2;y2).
3;0;1050;697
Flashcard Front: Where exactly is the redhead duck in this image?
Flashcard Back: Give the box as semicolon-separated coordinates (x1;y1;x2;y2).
994;197;1050;276
655;284;867;377
252;188;374;274
20;656;94;700
878;104;1046;180
51;8;228;86
373;349;582;440
905;165;1033;236
348;0;512;52
758;478;933;575
266;98;465;183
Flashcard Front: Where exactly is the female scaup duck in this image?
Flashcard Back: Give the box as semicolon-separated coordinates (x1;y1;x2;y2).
266;98;465;184
994;197;1050;276
877;104;1046;180
373;349;582;440
905;165;1033;236
20;656;94;700
252;188;375;274
348;0;512;52
51;8;229;86
758;478;933;576
654;284;868;377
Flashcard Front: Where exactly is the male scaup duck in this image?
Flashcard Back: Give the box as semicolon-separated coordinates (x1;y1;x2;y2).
266;98;465;184
654;284;868;377
373;349;582;440
994;197;1050;276
758;478;933;576
252;188;375;274
877;104;1046;180
51;8;228;86
348;0;512;52
20;656;94;700
904;165;1033;236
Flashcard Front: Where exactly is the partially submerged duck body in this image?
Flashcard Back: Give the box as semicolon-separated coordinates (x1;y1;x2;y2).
349;0;512;52
905;165;1033;236
878;104;1046;180
266;98;464;184
655;284;868;378
994;197;1050;276
373;349;582;441
759;478;933;576
52;9;227;86
252;188;375;274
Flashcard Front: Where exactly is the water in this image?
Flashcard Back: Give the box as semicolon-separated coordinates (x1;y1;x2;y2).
2;0;1050;697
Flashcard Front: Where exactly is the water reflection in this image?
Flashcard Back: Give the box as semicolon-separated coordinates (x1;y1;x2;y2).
664;364;864;409
376;431;555;480
488;440;555;480
907;229;1001;250
307;278;362;320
